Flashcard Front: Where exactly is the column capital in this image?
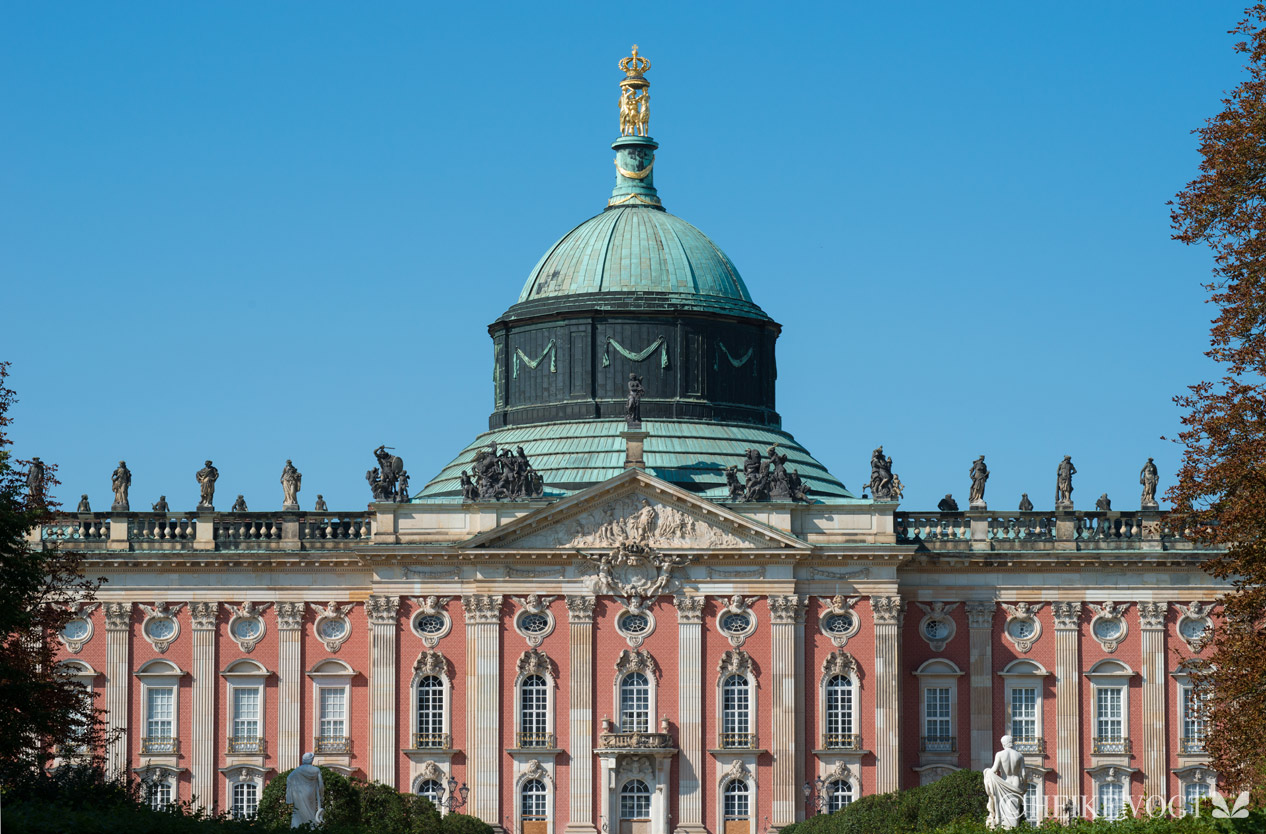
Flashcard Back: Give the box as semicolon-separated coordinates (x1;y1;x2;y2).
768;593;806;624
965;601;995;629
190;601;218;631
463;593;503;624
872;594;904;626
566;595;596;624
104;601;132;631
1052;601;1082;630
366;594;401;626
674;594;704;624
275;601;305;631
1138;601;1168;630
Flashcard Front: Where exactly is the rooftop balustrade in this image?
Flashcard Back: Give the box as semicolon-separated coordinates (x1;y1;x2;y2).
34;510;374;552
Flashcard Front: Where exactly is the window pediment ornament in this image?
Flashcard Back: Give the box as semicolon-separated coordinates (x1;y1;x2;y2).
871;595;903;626
826;760;851;782
1052;601;1082;630
522;759;553;786
1089;601;1129;653
59;601;100;654
615;648;658;678
104;601;132;631
1138;600;1167;631
309;602;354;652
1175;601;1213;651
189;601;218;631
566;595;596;624
718;649;753;678
462;594;503;624
414;650;449;678
674;594;704;624
366;595;400;626
517;648;553;679
418;761;446;784
275;601;304;631
768;594;805;625
226;601;270;653
139;602;185;653
1002;602;1043;653
822;650;856;678
916;602;959;651
722;759;751;782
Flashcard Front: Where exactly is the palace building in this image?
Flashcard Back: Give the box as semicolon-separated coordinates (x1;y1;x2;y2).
43;49;1225;831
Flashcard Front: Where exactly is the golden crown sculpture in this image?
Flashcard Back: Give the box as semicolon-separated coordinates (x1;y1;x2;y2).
618;46;651;137
619;45;651;79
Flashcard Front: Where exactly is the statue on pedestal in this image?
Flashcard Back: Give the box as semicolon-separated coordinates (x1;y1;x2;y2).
196;460;219;510
314;495;327;512
1140;458;1159;509
111;461;131;511
626;373;644;427
281;460;302;509
76;494;91;513
1055;456;1076;509
969;455;989;508
152;495;169;513
1018;494;1033;512
26;457;46;503
984;735;1028;829
232;495;248;512
373;445;404;500
285;752;325;828
938;494;959;512
869;446;898;500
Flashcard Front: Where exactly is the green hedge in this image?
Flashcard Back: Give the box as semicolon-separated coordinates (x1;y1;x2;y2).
925;807;1266;834
782;769;987;834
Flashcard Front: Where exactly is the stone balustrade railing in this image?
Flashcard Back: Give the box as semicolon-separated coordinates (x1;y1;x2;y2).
34;511;374;551
896;509;1169;548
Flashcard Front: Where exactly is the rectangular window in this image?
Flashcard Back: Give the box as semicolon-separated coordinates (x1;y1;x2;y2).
1023;782;1040;825
1097;782;1124;820
147;779;173;810
232;687;260;739
146;687;174;739
1181;685;1206;744
825;676;854;743
1095;687;1123;740
1010;687;1037;741
924;686;952;747
231;782;258;819
319;687;346;738
1183;783;1209;817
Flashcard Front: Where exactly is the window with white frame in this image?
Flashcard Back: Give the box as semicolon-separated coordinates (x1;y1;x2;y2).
1095;687;1123;741
416;675;445;747
1183;782;1209;816
231;781;258;819
620;779;651;819
1010;687;1037;742
723;779;750;819
826;779;852;812
721;674;752;747
1180;684;1207;751
418;779;443;804
1023;782;1040;825
146;687;174;740
1087;661;1135;754
923;687;952;750
319;687;346;739
519;674;549;747
824;674;854;748
521;778;547;821
619;673;650;732
232;686;261;742
146;776;173;810
1097;781;1124;820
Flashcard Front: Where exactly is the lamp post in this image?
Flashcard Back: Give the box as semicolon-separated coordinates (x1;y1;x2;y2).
441;776;470;812
803;777;827;815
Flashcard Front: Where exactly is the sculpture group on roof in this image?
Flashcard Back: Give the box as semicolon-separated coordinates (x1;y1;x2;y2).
367;445;411;503
724;444;811;503
460;442;545;501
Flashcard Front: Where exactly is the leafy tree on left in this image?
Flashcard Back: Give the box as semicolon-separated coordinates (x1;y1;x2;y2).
0;360;108;783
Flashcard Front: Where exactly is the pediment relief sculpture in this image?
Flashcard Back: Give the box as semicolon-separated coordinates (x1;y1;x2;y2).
511;495;749;549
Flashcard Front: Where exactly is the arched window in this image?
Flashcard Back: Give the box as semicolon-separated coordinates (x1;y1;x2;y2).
521;778;547;821
231;781;258;819
520;674;549;747
826;779;852;812
824;674;854;748
721;674;752;747
620;779;651;820
417;779;443;805
416;675;445;748
723;779;750;819
620;673;650;732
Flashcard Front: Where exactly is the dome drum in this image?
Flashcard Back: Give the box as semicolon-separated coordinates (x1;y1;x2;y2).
489;313;781;429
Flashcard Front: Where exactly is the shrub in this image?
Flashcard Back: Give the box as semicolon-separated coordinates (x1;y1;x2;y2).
792;768;986;834
406;795;443;834
256;766;361;829
360;781;411;834
440;811;496;834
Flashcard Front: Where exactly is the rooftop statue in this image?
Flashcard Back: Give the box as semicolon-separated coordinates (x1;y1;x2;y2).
730;445;810;503
938;494;960;512
1018;493;1033;512
470;442;545;500
26;457;45;503
196;460;219;510
111;461;131;511
395;469;411;503
76;494;91;513
232;495;248;512
459;470;478;502
1096;493;1112;512
366;467;385;501
969;455;988;508
373;445;404;500
281;460;302;509
1140;457;1159;509
618;45;651;137
724;465;743;501
1055;455;1076;509
314;494;327;512
152;495;169;513
869;446;899;501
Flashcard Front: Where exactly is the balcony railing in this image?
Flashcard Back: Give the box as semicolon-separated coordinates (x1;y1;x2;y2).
1092;736;1131;755
412;732;452;750
315;735;351;754
717;732;758;750
822;733;861;751
141;736;179;755
516;731;556;749
1180;736;1205;755
227;736;265;754
598;731;674;750
1011;736;1045;755
920;736;957;753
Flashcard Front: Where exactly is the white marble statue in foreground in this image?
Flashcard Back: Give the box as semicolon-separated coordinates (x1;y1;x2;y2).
286;752;325;828
984;735;1028;829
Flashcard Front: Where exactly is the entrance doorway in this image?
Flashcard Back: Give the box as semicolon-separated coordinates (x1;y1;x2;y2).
723;779;751;834
520;778;547;834
619;779;651;834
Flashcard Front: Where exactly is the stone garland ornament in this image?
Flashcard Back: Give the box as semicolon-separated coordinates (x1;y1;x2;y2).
226;601;270;653
916;602;960;652
309;602;354;653
1175;601;1213;651
601;334;668;370
139;602;186;653
818;595;862;647
1088;602;1129;653
511;594;559;646
513;339;557;378
59;601;101;654
410;596;454;647
461;442;544;501
1000;602;1043;653
728;444;811;503
717;595;760;647
715;340;757;375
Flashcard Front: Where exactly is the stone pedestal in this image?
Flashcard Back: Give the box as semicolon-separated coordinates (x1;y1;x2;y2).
621;430;649;470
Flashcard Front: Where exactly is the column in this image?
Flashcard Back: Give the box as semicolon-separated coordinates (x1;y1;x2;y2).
1138;602;1168;797
567;596;599;834
276;602;304;769
104;602;131;777
872;595;903;793
367;595;401;786
965;602;995;770
672;595;705;834
1052;602;1082;802
463;594;503;828
189;602;218;810
769;595;805;828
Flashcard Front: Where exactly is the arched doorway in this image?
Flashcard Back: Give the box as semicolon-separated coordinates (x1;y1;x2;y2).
619;779;651;834
723;779;750;834
520;778;547;834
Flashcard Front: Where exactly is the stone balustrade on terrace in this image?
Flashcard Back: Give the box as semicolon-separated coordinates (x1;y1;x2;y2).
894;509;1188;550
36;512;373;551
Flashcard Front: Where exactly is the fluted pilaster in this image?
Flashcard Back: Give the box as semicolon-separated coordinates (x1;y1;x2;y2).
1053;601;1082;799
769;594;805;827
673;595;706;834
965;602;995;770
104;602;131;777
367;595;401;786
872;595;903;792
275;602;304;768
567;596;598;834
189;601;218;810
1138;602;1168;797
463;594;503;826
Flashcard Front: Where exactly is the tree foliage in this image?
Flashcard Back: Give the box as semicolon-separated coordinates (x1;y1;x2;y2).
0;360;106;782
1170;3;1266;798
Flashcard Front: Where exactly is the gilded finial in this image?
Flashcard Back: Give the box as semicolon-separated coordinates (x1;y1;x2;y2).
618;45;651;138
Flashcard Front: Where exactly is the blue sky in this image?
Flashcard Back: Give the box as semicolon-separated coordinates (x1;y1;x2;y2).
1;1;1246;511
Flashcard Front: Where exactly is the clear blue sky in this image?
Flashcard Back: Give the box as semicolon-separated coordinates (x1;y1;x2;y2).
1;1;1246;511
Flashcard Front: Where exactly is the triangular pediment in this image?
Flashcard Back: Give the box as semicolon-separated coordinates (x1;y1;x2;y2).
464;469;808;551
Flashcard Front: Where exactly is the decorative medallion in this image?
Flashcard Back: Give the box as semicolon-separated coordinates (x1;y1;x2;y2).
818;595;862;647
1088;602;1129;653
1001;602;1043;653
410;596;454;647
1175;601;1212;652
511;594;558;646
716;595;759;648
226;601;270;653
309;601;354;653
139;602;185;653
58;602;100;654
916;602;959;652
